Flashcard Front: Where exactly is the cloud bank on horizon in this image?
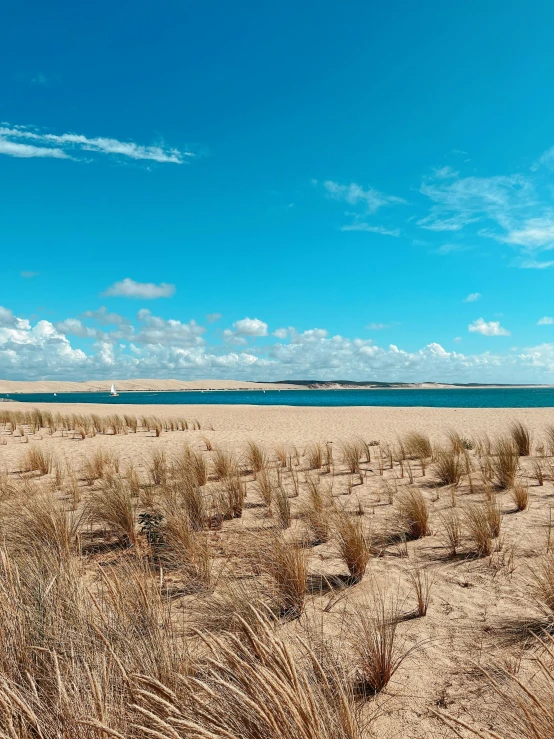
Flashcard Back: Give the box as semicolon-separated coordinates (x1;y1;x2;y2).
2;302;554;383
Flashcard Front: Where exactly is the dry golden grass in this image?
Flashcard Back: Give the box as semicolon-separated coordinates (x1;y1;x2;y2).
407;561;435;616
437;632;554;739
395;488;429;539
335;509;372;582
245;439;269;473
251;533;307;618
131;610;363;739
439;508;461;557
212;445;238;480
3;413;554;736
404;431;433;460
350;585;415;694
20;445;53;475
445;429;473;454
274;482;292;528
86;477;137;547
464;502;493;556
510;420;532;456
306;441;325;470
303;475;334;543
511;478;529;511
492;436;519;489
433;449;463;486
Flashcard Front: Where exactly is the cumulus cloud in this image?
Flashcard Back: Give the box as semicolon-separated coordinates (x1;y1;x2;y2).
5;304;554;383
468;318;510;336
103;278;176;299
82;306;132;326
55;318;108;340
231;317;268;337
134;309;205;346
538;317;554;325
464;293;482;302
0;124;192;164
207;313;222;323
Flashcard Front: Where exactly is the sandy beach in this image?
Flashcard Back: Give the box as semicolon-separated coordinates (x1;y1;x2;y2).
3;400;553;451
2;401;554;736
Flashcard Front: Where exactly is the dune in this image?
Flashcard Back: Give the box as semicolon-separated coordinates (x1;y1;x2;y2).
0;378;303;393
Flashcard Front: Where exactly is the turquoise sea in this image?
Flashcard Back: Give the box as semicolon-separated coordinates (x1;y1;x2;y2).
2;388;554;408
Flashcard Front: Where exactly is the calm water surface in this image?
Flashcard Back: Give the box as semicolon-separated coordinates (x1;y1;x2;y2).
2;388;554;408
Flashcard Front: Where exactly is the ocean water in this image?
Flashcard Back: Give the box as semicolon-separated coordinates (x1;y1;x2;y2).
2;388;554;408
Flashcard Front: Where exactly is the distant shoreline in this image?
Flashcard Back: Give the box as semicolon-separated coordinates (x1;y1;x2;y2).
1;381;552;395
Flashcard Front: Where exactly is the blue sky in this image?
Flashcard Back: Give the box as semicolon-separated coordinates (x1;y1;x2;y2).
2;0;554;382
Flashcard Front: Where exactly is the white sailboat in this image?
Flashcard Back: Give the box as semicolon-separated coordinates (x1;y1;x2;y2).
110;382;119;397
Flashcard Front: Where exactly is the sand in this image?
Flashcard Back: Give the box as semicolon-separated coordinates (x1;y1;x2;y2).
3;400;553;448
0;378;303;393
2;401;554;736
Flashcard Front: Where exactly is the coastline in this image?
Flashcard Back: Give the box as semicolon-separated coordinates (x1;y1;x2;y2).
0;378;552;394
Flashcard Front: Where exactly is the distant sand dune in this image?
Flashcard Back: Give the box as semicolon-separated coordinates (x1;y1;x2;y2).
0;378;303;394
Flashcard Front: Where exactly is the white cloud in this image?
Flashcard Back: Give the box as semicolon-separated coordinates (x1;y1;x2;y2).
432;166;459;179
5;304;554;382
341;223;401;236
0;124;191;164
82;306;131;326
496;216;554;250
538;317;554;325
103;278;176;299
222;330;248;346
55;318;108;340
518;259;554;270
207;313;222;323
366;323;389;330
468;318;510;337
0;138;69;159
464;292;482;302
532;146;554;171
321;180;405;214
134;309;205;347
434;243;470;254
273;327;290;339
231;317;268;337
419;173;533;233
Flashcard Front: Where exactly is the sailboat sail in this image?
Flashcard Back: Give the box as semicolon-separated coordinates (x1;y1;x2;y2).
110;383;117;395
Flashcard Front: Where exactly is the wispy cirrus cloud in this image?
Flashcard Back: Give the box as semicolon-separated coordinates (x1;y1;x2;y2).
0;138;69;159
463;292;482;302
320;180;405;213
517;259;554;269
0;124;192;164
418;173;534;233
366;322;390;330
538;316;554;325
103;278;176;299
341;223;400;237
